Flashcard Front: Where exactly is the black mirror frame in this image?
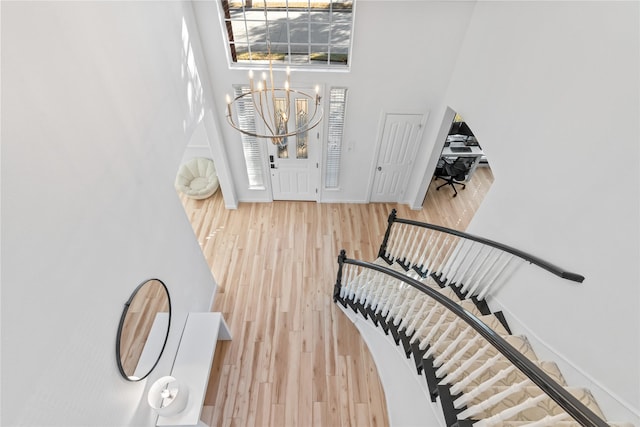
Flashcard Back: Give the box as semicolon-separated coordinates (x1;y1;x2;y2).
116;278;171;382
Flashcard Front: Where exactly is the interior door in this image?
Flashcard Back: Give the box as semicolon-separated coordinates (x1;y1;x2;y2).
268;93;320;201
370;113;425;202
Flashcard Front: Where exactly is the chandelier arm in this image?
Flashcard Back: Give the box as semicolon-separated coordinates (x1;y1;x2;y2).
268;53;278;132
306;101;322;124
255;89;277;136
226;90;323;140
259;73;277;135
226;108;324;140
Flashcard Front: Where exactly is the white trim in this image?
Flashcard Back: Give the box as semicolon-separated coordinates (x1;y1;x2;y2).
319;198;369;204
411;106;456;210
218;1;354;70
367;110;428;203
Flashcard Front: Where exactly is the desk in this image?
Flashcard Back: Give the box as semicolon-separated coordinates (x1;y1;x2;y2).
440;145;484;181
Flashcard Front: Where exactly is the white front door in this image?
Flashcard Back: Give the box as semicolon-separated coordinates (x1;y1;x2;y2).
370;113;425;202
268;92;320;201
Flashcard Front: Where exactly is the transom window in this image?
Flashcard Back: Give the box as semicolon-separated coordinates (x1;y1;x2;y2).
221;1;354;68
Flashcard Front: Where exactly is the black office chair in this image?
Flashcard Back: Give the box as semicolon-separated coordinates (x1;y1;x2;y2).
434;156;475;197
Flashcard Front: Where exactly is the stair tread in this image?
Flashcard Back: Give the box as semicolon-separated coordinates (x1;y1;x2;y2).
466;386;606;422
439;359;566;390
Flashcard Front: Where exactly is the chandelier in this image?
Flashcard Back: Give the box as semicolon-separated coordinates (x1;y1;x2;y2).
224;4;323;147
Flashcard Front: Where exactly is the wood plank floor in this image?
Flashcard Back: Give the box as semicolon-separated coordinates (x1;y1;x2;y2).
179;167;494;427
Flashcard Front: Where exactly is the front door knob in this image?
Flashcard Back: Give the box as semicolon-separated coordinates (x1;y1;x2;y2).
377;166;382;171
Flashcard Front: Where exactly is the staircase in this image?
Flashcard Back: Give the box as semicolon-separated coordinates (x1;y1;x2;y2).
333;210;633;427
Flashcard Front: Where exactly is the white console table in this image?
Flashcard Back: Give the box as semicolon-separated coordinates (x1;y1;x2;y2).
156;312;231;427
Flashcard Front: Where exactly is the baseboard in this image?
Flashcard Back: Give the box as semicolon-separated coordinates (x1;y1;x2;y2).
319;198;369;204
488;295;640;426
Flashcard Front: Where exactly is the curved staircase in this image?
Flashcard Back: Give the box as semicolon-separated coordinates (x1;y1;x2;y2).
333;210;633;427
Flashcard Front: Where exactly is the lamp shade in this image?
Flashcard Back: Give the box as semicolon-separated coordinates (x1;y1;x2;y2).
147;376;189;417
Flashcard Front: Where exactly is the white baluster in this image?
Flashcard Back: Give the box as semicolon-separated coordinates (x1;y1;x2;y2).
386;281;409;322
405;298;438;335
438;237;464;285
385;224;402;261
381;279;404;318
449;241;480;289
434;332;482;368
434;236;459;278
423;233;445;276
372;277;393;313
453;365;519;408
460;246;494;294
406;230;423;270
429;326;472;364
448;353;504;394
456;243;484;293
456;378;534;420
439;346;493;386
469;392;547;427
395;225;412;265
425;233;449;277
411;304;443;344
465;249;502;298
476;254;515;300
341;264;355;299
399;294;426;330
412;230;432;273
354;268;371;304
403;228;422;267
424;318;462;358
364;270;384;309
393;287;421;326
415;231;437;277
373;274;393;313
365;269;383;305
418;309;451;350
443;239;474;287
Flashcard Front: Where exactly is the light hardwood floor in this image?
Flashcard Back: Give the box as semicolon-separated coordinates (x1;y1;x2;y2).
179;167;494;427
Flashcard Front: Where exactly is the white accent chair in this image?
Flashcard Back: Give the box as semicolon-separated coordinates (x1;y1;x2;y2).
175;157;219;200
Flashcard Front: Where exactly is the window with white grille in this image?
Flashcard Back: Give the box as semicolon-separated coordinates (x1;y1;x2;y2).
325;87;347;189
221;0;354;68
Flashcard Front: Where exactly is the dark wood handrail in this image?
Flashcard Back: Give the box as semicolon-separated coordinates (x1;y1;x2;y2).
337;253;606;427
379;209;585;283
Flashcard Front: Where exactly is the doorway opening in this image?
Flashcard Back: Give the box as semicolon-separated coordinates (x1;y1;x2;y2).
422;110;494;231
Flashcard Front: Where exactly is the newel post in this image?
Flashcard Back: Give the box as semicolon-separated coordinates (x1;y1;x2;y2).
378;209;397;260
333;249;347;304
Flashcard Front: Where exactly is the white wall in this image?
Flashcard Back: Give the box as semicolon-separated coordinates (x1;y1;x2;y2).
192;0;476;204
1;2;218;425
444;1;639;423
180;122;215;165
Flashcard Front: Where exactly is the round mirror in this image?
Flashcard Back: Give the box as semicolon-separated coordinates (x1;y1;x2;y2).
116;278;171;381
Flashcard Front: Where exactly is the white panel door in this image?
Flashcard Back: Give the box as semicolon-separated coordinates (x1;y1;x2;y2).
268;93;320;201
370;113;425;202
